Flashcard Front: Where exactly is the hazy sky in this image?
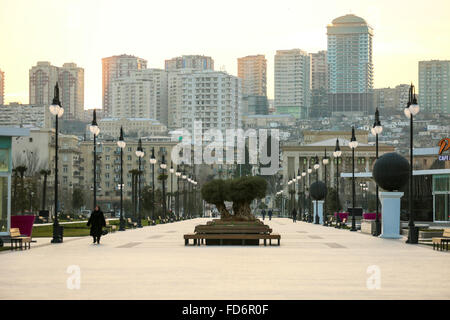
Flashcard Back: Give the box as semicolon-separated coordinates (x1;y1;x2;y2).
1;0;449;108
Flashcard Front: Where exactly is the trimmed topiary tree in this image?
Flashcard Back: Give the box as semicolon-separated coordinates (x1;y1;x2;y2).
201;179;232;219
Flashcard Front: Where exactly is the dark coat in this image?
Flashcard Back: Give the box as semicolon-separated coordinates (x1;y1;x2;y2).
292;208;297;217
268;210;273;217
87;210;106;237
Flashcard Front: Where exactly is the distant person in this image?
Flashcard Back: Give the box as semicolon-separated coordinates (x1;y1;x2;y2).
292;208;297;223
87;205;106;244
261;209;266;220
268;209;273;221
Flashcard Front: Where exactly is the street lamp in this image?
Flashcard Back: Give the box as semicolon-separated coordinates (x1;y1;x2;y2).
307;165;312;222
176;166;181;219
149;147;157;220
169;162;174;219
371;108;383;236
89;110;100;208
349;126;358;232
160;154;167;219
314;156;320;224
405;83;420;244
333;139;342;228
322;149;329;226
301;170;306;221
49;83;64;243
135;138;144;228
182;169;187;218
117;126;126;231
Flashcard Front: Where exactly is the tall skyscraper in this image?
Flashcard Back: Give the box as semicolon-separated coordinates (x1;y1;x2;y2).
102;54;147;116
237;54;267;96
110;69;168;124
310;51;328;118
419;60;450;114
168;69;241;132
165;55;214;71
58;63;84;121
29;62;84;121
274;49;311;119
327;14;374;116
0;69;4;105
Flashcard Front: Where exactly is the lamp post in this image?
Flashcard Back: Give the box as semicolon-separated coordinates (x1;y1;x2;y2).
371;108;383;236
135;138;144;228
169;162;174;218
182;169;187;218
322;149;329;225
307;165;312;222
333;139;342;228
314;156;320;224
301;170;306;221
117;126;126;231
160;154;167;219
296;169;301;219
176;166;181;219
89;110;100;208
405;84;420;244
349;126;359;232
150;148;157;220
49;83;64;243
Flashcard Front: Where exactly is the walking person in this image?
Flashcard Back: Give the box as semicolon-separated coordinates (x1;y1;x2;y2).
292;208;297;223
268;209;273;221
87;205;106;244
261;209;266;220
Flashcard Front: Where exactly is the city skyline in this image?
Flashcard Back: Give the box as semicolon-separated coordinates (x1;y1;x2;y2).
1;0;450;108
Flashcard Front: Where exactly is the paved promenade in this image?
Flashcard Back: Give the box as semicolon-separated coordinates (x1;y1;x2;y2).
0;218;448;299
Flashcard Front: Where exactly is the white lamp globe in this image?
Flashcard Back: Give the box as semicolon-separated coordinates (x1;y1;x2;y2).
117;140;126;149
404;107;411;119
57;107;64;118
302;172;306;177
314;163;320;170
371;127;376;136
308;168;312;174
150;158;157;164
409;103;420;116
374;125;383;135
170;168;175;173
182;174;187;179
160;163;167;169
323;158;329;165
49;104;58;115
176;171;181;177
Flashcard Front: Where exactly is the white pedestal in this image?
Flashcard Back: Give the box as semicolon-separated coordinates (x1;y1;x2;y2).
379;192;403;239
314;200;325;224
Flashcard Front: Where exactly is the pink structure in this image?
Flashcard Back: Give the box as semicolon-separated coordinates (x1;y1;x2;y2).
11;215;35;237
334;212;349;220
362;212;382;220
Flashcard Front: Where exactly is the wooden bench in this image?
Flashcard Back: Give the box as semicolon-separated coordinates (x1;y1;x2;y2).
127;218;137;229
432;229;450;251
184;233;281;246
9;228;32;250
105;220;117;233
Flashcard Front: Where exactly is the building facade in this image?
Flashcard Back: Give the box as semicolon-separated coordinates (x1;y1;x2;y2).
274;49;311;119
97;118;167;139
419;60;450;114
168;69;242;133
165;55;214;71
310;51;329;118
373;85;409;112
29;61;84;121
327;14;374;116
237;54;267;97
102;54;147;117
0;103;46;128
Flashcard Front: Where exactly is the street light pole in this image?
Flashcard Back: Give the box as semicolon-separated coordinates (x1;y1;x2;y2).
301;170;306;221
150;147;157;221
117;127;126;231
176;166;181;219
90;110;100;208
334;139;342;228
322;149;329;225
160;154;167;219
349;126;359;232
371;108;383;236
405;84;420;244
135;138;144;228
307;166;312;222
170;162;174;219
314;156;320;224
49;83;64;243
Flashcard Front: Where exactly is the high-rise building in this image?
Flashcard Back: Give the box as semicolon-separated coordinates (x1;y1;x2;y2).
327;14;374;116
29;61;84;121
310;51;328;118
373;84;409;111
58;63;84;121
168;69;241;132
0;103;45;128
165;55;214;71
237;54;267;97
110;69;168;124
102;54;147;116
29;62;59;107
0;69;4;105
274;49;311;119
419;60;450;114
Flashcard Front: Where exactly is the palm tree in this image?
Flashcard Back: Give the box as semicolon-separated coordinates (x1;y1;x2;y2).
15;165;27;214
40;169;51;212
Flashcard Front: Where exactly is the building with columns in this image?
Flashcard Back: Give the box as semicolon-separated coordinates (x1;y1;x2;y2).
281;132;394;210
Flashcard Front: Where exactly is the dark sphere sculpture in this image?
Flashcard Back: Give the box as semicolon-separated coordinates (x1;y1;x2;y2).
310;181;327;200
373;152;410;191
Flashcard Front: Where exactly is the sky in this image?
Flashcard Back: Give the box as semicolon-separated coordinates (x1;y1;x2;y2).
1;0;450;108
